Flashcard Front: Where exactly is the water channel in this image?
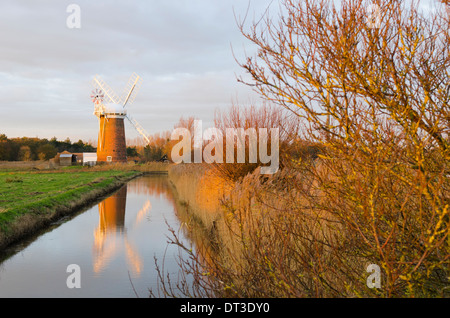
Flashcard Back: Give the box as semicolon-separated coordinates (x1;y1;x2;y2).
0;175;192;297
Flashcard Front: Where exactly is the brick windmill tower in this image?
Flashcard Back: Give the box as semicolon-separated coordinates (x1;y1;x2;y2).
91;73;151;163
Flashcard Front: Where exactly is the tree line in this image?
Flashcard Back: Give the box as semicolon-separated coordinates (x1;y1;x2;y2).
0;132;180;163
0;134;95;161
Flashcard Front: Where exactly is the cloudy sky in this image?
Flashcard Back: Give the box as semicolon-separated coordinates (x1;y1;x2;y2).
0;0;275;143
0;0;442;145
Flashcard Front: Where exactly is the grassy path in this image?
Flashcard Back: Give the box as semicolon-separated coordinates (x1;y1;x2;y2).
0;170;142;249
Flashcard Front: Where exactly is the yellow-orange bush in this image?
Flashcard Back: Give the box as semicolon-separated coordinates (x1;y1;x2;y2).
156;0;449;298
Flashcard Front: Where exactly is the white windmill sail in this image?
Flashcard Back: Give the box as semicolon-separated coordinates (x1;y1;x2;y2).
93;75;122;105
121;73;142;107
91;73;151;147
126;115;151;145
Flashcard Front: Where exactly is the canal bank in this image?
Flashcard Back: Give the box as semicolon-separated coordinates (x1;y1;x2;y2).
167;164;231;250
0;170;146;250
166;163;248;280
0;174;190;297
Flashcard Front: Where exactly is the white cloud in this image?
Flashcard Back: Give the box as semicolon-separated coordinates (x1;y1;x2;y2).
0;0;276;141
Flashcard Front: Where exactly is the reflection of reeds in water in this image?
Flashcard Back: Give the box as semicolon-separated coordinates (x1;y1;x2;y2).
165;165;234;292
168;165;231;230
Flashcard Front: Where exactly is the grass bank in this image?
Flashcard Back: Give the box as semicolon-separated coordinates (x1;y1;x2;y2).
0;169;144;249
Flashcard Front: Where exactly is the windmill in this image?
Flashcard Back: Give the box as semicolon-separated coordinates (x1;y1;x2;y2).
91;73;151;163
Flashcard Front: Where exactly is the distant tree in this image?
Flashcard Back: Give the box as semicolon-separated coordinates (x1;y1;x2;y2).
127;146;138;157
37;144;58;160
0;134;16;161
0;134;9;160
18;146;32;161
0;134;96;161
61;138;72;151
142;144;164;161
211;103;302;181
72;139;85;152
49;137;59;149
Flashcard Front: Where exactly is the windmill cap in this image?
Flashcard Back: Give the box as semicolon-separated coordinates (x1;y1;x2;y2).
103;103;126;115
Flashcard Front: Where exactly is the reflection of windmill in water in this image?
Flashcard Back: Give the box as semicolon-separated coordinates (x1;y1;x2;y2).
92;186;152;275
91;73;151;163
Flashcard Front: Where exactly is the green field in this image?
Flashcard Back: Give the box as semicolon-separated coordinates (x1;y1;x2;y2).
0;169;142;248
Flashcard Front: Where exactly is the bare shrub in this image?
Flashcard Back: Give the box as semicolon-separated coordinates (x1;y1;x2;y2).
210;102;304;181
229;0;450;297
157;0;449;298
